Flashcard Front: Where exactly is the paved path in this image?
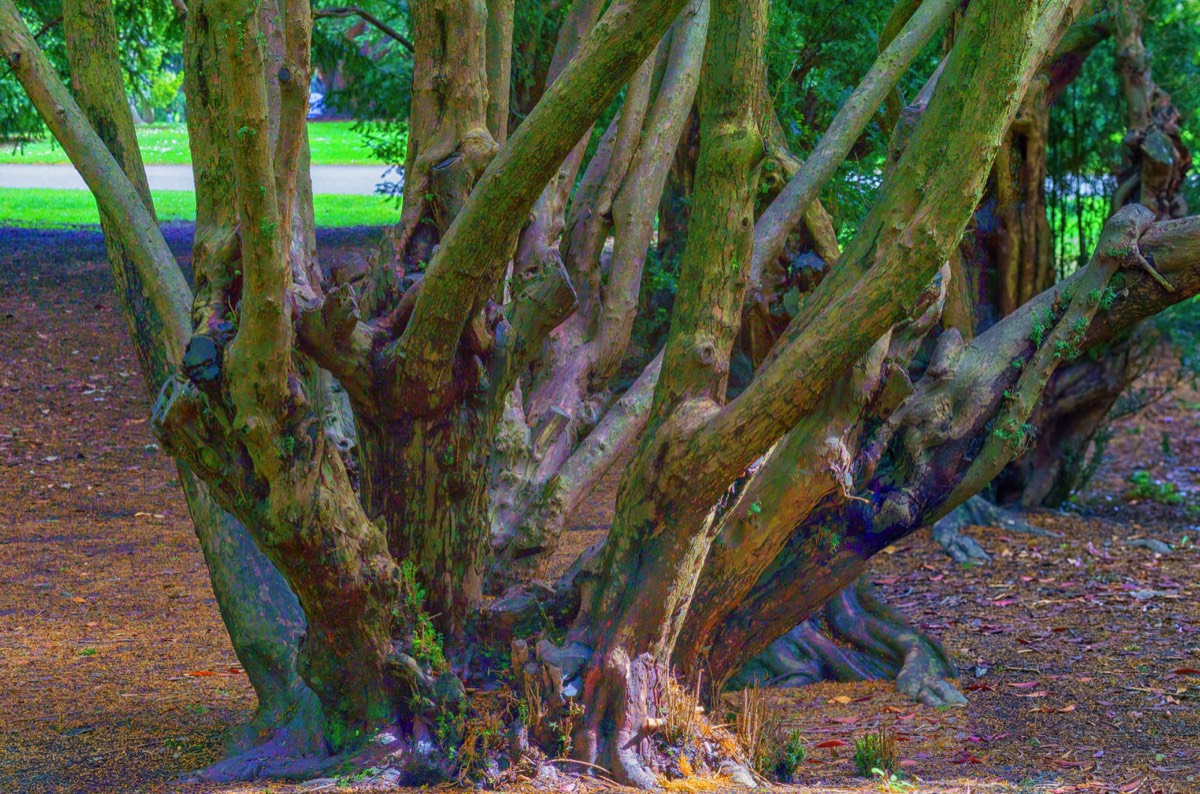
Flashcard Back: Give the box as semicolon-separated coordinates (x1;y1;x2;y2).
0;164;392;195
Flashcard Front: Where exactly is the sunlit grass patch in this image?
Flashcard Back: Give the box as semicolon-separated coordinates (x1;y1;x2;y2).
0;187;396;228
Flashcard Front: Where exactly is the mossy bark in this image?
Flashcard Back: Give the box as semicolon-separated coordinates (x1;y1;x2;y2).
58;0;325;775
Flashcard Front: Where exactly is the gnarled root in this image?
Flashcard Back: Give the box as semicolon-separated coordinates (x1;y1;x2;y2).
735;576;965;708
192;686;332;782
729;619;893;689
932;494;1056;564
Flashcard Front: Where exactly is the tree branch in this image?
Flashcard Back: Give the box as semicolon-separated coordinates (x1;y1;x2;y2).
511;0;608;281
692;0;1081;495
750;0;958;287
485;0;515;144
591;0;708;382
313;6;413;52
392;0;693;413
212;0;293;466
706;205;1198;682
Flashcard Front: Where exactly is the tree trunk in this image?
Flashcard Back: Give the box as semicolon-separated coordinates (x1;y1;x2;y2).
357;408;496;646
567;0;767;784
59;0;325;776
13;0;1200;787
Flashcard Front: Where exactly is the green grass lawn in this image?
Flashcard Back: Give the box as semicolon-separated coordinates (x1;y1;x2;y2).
0;187;397;228
0;120;379;166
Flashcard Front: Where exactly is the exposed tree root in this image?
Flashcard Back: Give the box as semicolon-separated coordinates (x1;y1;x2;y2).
732;576;965;708
931;494;1057;564
191;687;334;783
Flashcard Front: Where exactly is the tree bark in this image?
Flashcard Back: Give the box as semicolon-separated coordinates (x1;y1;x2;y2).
566;0;768;784
54;0;325;775
705;203;1186;684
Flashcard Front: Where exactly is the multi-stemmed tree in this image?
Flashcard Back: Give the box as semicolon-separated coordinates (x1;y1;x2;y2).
3;0;1199;786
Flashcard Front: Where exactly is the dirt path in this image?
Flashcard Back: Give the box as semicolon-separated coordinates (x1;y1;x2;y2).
1;225;1197;793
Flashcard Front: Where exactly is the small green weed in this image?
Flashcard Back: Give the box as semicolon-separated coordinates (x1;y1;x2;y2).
1125;470;1185;505
854;728;899;777
872;768;914;792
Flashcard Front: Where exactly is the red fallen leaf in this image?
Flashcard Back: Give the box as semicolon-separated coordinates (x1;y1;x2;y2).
228;666;243;674
1056;760;1087;769
187;670;218;677
951;754;983;765
965;684;994;692
1173;668;1200;675
1008;681;1041;688
815;740;847;749
1052;627;1069;633
929;574;944;582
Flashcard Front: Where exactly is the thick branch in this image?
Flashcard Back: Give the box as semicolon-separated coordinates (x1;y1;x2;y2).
485;0;514;143
511;0;607;280
693;0;1081;496
213;0;293;480
706;205;1195;682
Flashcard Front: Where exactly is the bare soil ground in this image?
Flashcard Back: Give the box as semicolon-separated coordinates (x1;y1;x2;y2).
1;225;1198;793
